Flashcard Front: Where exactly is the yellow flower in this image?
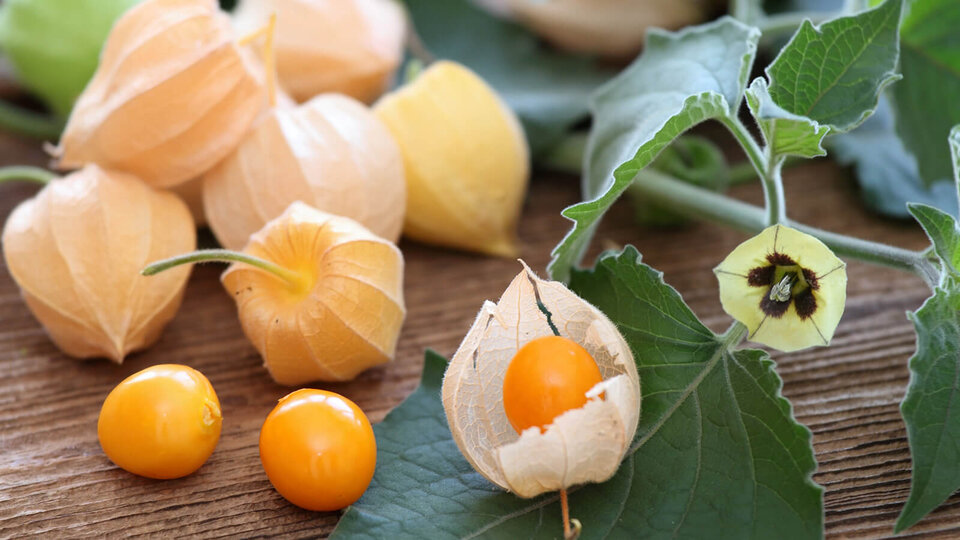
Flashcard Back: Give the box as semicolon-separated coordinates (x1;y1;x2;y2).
714;225;847;352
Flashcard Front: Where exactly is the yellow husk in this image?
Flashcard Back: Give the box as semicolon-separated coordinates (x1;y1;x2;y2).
374;61;530;257
2;165;196;362
220;202;406;384
442;264;640;498
203;94;406;251
232;0;405;103
503;0;708;58
56;0;266;188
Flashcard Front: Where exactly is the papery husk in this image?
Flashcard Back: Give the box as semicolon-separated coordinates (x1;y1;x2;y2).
374;61;529;257
203;93;405;251
233;0;405;104
170;177;206;227
442;264;640;498
56;0;266;188
504;0;709;58
221;202;405;384
1;164;195;362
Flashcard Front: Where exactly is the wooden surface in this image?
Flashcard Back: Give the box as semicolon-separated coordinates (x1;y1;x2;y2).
0;128;957;539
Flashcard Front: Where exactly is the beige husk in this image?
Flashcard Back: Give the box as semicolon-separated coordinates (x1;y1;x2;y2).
220;202;405;384
442;264;640;498
232;0;405;104
203;93;406;251
1;165;196;362
499;0;708;58
56;0;266;188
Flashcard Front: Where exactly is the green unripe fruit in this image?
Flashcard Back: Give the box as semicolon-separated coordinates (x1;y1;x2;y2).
0;0;142;117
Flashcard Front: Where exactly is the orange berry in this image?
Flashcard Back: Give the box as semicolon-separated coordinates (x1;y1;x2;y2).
97;364;221;479
259;389;377;511
502;335;603;434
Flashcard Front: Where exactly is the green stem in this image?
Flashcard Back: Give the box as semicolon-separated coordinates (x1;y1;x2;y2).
0;101;64;140
142;249;302;287
0;165;56;185
718;115;787;226
630;168;937;284
720;321;749;349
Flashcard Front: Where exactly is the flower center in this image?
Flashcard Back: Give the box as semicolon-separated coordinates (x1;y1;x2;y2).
747;253;820;320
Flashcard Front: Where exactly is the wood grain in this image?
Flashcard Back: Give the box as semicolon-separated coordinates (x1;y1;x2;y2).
0;130;956;538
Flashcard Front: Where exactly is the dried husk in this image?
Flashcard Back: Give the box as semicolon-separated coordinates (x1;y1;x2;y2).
232;0;405;104
374;61;529;257
1;164;195;362
501;0;709;58
56;0;266;188
442;264;640;498
221;202;405;384
203;93;405;251
170;177;206;227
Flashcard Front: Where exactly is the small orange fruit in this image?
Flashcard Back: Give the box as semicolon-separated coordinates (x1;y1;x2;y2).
502;335;604;434
97;364;222;479
259;389;377;511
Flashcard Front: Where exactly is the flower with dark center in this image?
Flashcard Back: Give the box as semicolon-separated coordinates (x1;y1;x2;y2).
714;225;847;352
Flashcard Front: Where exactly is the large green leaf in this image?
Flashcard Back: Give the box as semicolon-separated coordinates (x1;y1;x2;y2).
402;0;614;156
333;248;823;539
745;77;829;158
893;0;960;186
897;125;960;532
549;18;760;282
765;0;902;132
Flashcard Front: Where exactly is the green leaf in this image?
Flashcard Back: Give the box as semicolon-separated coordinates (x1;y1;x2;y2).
765;0;903;132
549;18;760;282
745;77;830;158
829;96;956;218
334;248;823;539
908;203;960;276
896;283;960;532
891;0;960;186
896;125;960;532
402;0;614;156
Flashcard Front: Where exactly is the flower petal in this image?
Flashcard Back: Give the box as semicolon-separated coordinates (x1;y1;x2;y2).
750;302;828;352
770;224;844;277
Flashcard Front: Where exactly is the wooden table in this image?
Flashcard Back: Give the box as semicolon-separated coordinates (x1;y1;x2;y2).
0;129;955;538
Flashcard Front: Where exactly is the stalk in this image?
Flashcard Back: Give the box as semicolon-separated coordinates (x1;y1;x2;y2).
0;101;64;140
0;165;57;185
142;249;303;288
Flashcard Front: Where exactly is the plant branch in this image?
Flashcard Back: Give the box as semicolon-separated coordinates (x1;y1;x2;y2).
0;166;56;185
142;249;302;288
0;101;64;140
718;115;787;226
629;168;937;285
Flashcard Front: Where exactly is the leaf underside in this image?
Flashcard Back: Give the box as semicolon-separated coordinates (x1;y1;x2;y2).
333;248;823;539
549;18;760;283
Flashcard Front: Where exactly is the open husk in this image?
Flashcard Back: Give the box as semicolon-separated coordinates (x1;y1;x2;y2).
221;202;405;384
232;0;405;104
374;61;529;257
203;93;405;251
442;264;640;498
56;0;266;188
2;164;195;362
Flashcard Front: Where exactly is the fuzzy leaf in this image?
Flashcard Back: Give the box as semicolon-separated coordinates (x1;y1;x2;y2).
746;78;829;158
333;248;822;539
892;0;960;186
897;125;960;532
402;0;614;156
766;0;902;132
549;18;760;282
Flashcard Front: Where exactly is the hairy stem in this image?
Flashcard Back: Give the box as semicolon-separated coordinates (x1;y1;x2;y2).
0;101;64;140
0;166;56;185
718;116;787;226
629;168;937;285
142;249;302;287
